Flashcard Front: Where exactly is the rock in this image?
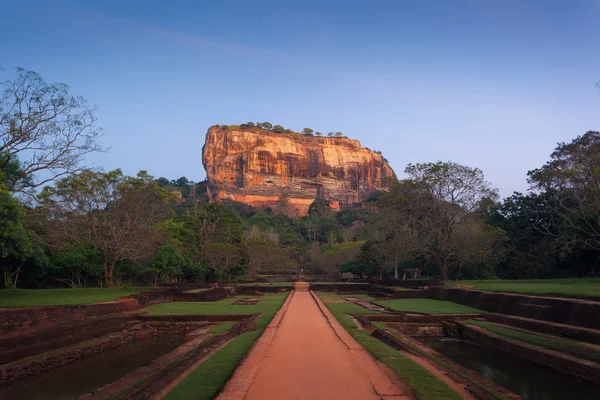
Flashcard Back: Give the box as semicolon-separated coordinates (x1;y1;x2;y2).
202;127;396;215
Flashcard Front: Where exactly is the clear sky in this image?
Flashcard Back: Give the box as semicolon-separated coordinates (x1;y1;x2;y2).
2;0;599;197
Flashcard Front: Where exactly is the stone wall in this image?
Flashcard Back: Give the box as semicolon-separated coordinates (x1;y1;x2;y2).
429;288;600;329
0;299;139;337
0;330;141;385
0;314;137;365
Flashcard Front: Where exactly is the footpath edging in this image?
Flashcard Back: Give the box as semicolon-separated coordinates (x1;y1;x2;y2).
216;290;295;400
310;290;408;398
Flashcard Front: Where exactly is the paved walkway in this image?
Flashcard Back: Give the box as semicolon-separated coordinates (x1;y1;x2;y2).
218;291;408;400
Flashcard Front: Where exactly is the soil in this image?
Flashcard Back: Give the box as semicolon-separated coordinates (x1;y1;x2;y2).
218;291;410;399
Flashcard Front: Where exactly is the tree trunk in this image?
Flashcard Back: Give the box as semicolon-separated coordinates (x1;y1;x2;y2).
440;256;449;281
105;260;116;287
394;264;398;280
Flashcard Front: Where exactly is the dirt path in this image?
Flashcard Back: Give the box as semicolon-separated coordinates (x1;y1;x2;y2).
218;291;409;400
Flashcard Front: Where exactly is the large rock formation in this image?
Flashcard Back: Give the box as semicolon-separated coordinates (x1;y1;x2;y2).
202;126;396;215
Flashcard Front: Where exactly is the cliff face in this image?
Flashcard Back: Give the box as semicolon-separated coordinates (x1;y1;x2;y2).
202;126;395;216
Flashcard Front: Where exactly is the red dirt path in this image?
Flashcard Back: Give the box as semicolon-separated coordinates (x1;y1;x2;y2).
218;291;409;399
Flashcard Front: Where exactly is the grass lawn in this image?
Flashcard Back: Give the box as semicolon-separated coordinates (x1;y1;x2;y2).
0;286;149;307
163;292;289;399
348;294;377;301
237;282;294;286
466;320;600;364
164;330;262;400
146;293;288;329
377;298;482;314
208;321;239;335
447;278;600;300
318;293;463;400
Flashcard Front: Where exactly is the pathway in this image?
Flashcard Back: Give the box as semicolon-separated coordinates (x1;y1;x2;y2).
218;291;409;400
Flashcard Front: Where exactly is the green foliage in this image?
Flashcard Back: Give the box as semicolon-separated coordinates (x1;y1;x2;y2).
272;124;285;133
49;245;103;288
466;320;600;363
147;243;188;286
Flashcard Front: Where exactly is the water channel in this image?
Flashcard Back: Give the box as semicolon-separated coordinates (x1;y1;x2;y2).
424;338;600;400
0;336;183;400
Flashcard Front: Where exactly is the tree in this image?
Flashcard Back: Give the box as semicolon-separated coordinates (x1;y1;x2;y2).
528;131;600;251
328;132;334;137
50;244;103;288
334;132;343;137
272;125;285;133
176;176;189;187
315;132;322;136
147;243;187;287
38;169;174;286
202;242;243;281
0;187;30;287
1;68;103;192
397;162;498;280
261;122;273;130
302;128;314;135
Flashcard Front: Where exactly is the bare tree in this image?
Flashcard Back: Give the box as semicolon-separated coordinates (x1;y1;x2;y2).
1;68;103;192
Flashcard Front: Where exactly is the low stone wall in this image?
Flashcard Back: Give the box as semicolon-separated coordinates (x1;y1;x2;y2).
233;286;291;294
0;298;140;337
459;322;600;383
0;330;141;385
356;313;482;324
0;314;137;365
310;283;372;292
385;322;444;337
429;288;600;329
380;279;444;288
137;313;257;323
177;287;232;301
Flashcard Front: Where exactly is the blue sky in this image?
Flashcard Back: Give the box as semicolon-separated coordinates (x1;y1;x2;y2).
2;0;599;196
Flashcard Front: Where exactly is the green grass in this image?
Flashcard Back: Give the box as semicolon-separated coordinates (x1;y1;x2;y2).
237;282;294;286
377;298;482;314
0;286;149;307
164;330;262;400
466;320;600;364
147;293;288;329
208;322;237;335
186;288;213;293
318;293;463;400
163;292;289;399
447;278;600;300
349;294;377;300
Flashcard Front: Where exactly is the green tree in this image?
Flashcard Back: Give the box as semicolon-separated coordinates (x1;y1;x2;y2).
302;128;314;135
38;169;174;286
261;122;273;130
272;125;285;133
147;243;187;287
393;162;498;280
528;131;600;251
315;132;322;136
50;245;103;288
334;132;343;137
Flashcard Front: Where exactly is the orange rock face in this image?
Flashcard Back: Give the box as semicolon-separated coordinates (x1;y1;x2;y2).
202;126;395;215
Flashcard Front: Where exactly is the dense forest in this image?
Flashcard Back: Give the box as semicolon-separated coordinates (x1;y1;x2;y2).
1;69;600;289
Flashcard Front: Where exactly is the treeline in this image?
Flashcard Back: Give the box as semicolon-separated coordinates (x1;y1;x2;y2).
215;122;346;138
1;68;600;289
